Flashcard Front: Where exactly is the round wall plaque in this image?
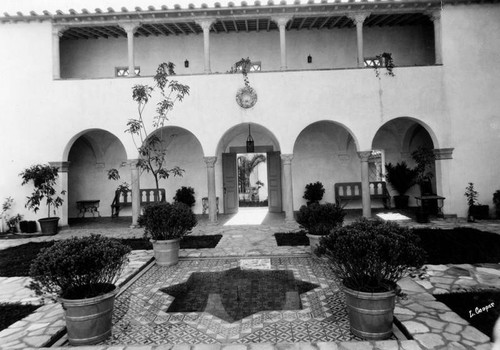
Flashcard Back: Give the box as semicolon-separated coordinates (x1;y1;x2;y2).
236;86;258;109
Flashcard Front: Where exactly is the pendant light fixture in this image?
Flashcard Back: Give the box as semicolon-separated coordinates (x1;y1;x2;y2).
246;124;254;153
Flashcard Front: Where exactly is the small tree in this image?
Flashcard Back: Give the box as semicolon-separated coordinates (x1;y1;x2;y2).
238;154;266;193
20;164;65;218
109;63;190;191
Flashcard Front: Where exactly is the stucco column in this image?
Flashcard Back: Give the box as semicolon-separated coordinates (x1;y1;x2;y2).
272;17;292;71
357;151;372;218
120;23;140;77
434;148;454;215
428;11;443;65
281;154;295;221
204;157;218;223
196;20;215;74
51;26;67;79
129;159;141;227
348;13;370;68
49;161;69;227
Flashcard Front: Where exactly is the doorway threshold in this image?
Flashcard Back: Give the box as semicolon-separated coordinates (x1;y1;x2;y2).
224;207;268;226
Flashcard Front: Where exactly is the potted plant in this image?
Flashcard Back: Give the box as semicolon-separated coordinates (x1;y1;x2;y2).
303;181;325;206
139;202;197;266
317;218;425;340
411;147;436;196
296;202;346;253
7;214;23;233
173;186;196;208
384;162;417;209
19;220;37;233
465;182;489;222
29;235;131;345
20;164;66;235
493;190;500;219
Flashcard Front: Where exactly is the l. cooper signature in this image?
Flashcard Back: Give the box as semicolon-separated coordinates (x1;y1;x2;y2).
469;302;495;318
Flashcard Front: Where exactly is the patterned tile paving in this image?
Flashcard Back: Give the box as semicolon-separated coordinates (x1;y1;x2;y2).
101;256;367;345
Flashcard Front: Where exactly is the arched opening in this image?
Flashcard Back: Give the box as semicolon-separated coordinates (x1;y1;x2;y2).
216;123;281;217
138;126;206;214
292;121;359;209
66;129;127;219
372;117;437;208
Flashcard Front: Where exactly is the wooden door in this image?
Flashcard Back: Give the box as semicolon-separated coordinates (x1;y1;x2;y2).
267;151;282;213
222;153;238;214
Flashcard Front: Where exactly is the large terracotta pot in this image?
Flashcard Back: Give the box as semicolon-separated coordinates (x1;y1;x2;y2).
342;284;396;340
60;284;118;345
152;238;181;266
38;217;59;235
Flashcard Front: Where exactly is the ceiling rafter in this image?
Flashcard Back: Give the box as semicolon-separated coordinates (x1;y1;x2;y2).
297;17;307;30
233;19;239;32
328;16;344;29
172;22;187;34
308;16;319;29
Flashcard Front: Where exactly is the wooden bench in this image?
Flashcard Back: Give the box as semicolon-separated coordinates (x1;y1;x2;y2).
111;188;166;217
334;181;390;209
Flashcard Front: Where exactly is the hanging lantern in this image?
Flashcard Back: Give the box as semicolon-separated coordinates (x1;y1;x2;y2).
246;124;254;153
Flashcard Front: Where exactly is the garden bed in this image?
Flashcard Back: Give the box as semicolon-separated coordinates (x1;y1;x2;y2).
434;290;500;339
0;303;40;332
0;235;222;277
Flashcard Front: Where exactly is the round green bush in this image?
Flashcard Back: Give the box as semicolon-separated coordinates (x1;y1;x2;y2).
318;218;426;292
296;203;346;235
29;235;131;299
173;186;196;208
140;202;197;241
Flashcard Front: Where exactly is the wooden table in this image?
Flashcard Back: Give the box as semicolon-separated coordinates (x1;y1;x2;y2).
76;200;101;218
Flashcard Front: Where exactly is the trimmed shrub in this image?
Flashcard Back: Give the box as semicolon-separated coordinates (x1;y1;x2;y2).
303;181;325;205
318;218;425;292
29;235;131;299
296;202;346;235
173;186;196;208
140;202;197;241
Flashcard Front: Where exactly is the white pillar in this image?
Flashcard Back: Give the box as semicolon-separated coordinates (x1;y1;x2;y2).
358;151;372;218
51;26;66;79
272;17;292;71
196;19;215;74
348;13;370;68
428;11;443;65
204;156;218;223
120;23;140;77
129;159;141;227
434;148;454;215
49;161;69;227
281;154;294;221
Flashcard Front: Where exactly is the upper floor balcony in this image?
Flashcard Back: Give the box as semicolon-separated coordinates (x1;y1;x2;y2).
19;0;442;80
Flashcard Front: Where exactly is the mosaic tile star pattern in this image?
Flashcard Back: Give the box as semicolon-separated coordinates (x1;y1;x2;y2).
102;256;368;345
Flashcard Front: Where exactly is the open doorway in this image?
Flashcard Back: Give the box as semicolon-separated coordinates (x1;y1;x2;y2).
237;153;268;208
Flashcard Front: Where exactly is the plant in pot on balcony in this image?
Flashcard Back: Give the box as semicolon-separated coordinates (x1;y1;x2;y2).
19;164;66;235
464;182;490;222
303;181;326;206
317;218;425;340
296;202;346;254
29;235;131;345
139;202;197;266
384;162;417;209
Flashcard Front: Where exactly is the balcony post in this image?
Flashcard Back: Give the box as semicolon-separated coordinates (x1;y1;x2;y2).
196;19;215;73
129;159;141;227
428;11;443;65
120;23;140;77
51;25;67;79
358;151;372;218
348;13;370;68
204;156;218;223
281;154;295;221
272;16;292;71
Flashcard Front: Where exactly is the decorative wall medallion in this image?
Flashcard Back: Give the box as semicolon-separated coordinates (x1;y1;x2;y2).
236;86;257;109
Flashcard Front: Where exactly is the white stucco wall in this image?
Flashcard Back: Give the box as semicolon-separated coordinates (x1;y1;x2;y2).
1;3;500;222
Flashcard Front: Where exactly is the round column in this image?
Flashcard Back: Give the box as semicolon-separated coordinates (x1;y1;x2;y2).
120;23;140;77
272;17;292;71
358;151;372;218
196;20;214;74
348;13;370;68
129;159;141;228
281;154;295;221
428;11;443;65
52;26;67;79
204;156;218;223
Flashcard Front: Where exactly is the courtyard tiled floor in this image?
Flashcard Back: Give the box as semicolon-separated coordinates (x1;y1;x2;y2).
0;209;499;349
